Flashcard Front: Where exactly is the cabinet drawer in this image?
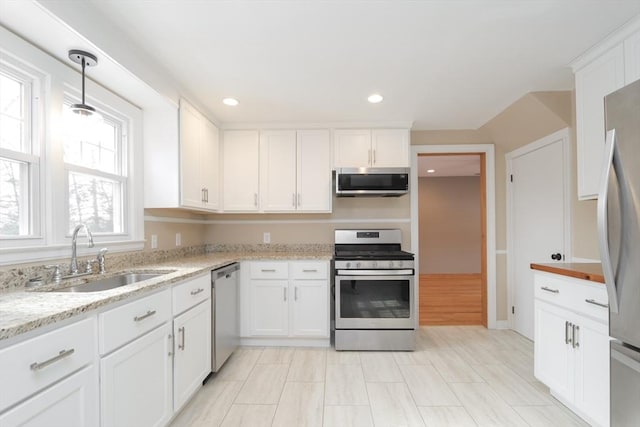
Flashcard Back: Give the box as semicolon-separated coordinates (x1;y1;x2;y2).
534;272;608;322
291;261;328;279
99;289;171;355
172;274;211;316
249;261;288;279
0;317;96;412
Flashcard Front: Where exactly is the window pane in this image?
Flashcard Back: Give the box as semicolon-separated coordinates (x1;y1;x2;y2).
68;172;122;234
0;73;25;152
63;105;119;174
0;157;29;236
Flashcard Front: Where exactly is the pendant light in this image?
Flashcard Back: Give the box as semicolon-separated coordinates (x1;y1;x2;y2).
68;49;99;117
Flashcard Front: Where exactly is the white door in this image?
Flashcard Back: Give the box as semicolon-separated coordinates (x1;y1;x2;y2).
291;280;329;337
509;129;569;340
222;130;260;211
173;300;211;412
260;130;297;211
100;323;173;427
297;130;331;212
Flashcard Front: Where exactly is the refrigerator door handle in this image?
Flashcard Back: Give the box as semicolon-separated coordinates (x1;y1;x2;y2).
597;129;619;313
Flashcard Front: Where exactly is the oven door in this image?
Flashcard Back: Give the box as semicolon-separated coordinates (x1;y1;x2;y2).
335;270;415;329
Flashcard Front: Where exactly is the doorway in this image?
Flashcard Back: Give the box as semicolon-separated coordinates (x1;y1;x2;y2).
410;144;496;328
416;154;487;326
507;128;571;340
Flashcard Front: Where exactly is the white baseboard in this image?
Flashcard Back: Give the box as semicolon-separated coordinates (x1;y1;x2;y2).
239;337;330;347
571;257;600;263
492;320;510;330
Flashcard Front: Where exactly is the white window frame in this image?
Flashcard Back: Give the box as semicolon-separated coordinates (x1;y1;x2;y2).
0;52;44;246
0;26;144;266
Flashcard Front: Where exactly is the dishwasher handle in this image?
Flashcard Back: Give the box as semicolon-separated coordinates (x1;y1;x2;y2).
213;263;240;280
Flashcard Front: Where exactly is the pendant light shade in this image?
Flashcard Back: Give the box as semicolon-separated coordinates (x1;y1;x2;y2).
68;50;99;117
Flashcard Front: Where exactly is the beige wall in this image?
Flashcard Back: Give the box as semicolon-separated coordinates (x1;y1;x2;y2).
143;209;208;251
418;176;482;274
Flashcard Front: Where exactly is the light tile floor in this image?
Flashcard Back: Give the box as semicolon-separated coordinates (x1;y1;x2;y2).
169;326;589;427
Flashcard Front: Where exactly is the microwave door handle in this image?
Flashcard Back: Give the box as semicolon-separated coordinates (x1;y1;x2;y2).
597;129;619;313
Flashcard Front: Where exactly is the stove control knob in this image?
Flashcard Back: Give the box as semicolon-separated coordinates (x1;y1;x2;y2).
389;261;394;268
397;261;403;268
372;261;378;268
346;262;351;269
356;262;362;269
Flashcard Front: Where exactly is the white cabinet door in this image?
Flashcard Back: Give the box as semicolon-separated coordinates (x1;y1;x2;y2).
0;366;98;427
179;99;204;208
100;323;173;427
371;129;409;167
260;130;297;211
223;130;260;211
250;279;289;336
201;119;219;210
625;30;640;84
573;316;610;427
297;130;331;212
291;280;329;337
333;129;372;167
534;300;573;402
575;45;625;199
173;299;211;412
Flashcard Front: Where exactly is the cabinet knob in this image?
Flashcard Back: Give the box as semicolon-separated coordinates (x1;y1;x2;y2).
551;253;563;261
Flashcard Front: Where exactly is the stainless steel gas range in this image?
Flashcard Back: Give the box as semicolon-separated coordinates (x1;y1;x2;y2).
333;229;416;351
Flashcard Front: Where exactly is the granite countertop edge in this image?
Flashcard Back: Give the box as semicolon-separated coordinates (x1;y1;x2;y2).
0;250;333;342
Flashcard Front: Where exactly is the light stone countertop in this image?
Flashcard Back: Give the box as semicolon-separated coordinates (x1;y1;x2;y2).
0;250;332;343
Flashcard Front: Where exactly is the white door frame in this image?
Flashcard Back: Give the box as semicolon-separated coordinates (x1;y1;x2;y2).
410;144;497;329
506;128;572;331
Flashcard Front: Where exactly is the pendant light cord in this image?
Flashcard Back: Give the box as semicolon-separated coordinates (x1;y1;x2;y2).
81;57;86;105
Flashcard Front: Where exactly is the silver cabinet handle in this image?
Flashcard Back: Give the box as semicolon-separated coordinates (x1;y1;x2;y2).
368;149;371;165
585;298;609;308
541;286;559;294
565;321;571;345
302;269;318;273
134;310;156;322
373;149;376;164
178;326;185;350
30;349;75;371
297;193;301;207
202;188;206;202
572;324;577;349
190;288;204;296
573;325;580;348
168;334;174;356
283;287;287;301
261;269;276;273
294;286;298;301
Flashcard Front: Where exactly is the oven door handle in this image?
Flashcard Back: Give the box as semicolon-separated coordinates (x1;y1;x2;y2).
336;269;414;276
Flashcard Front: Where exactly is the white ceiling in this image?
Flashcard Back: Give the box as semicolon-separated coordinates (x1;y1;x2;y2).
8;1;640;129
418;155;481;177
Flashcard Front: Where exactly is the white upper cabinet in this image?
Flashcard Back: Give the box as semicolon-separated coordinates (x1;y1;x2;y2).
144;99;219;212
222;130;260;211
572;19;640;199
334;128;409;168
260;130;297;211
180;99;220;210
296;130;332;212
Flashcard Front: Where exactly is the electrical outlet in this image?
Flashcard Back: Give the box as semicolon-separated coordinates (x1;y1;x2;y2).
151;234;158;249
175;232;182;246
263;232;271;244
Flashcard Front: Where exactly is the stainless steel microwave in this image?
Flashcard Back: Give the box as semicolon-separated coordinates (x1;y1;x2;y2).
335;168;409;196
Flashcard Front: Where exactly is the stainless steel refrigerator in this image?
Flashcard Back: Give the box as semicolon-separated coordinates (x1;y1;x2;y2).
598;78;640;427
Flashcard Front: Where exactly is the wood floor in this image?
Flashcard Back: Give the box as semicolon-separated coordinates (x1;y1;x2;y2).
419;274;484;325
169;326;588;427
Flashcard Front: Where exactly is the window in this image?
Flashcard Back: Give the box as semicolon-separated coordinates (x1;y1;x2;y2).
0;63;40;238
62;102;126;235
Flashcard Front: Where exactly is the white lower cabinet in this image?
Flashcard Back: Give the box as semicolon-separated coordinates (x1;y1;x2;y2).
534;271;610;427
0;365;98;427
100;322;173;427
242;260;329;343
173;299;211;412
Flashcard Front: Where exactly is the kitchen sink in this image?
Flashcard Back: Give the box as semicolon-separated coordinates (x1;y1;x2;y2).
49;271;172;293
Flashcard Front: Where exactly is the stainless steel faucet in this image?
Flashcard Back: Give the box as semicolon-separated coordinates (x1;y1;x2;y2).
70;223;94;275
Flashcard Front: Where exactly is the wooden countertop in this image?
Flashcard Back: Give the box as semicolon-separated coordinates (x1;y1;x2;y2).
530;263;605;284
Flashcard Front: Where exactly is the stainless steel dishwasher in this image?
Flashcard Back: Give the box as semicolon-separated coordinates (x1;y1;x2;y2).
211;263;239;372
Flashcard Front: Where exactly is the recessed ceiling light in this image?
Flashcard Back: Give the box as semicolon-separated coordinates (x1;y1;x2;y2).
427;169;436;174
223;98;239;106
367;93;383;103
